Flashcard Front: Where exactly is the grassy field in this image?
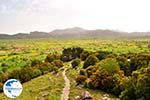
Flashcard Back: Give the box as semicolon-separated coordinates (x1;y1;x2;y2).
0;38;150;100
0;71;64;100
0;39;150;72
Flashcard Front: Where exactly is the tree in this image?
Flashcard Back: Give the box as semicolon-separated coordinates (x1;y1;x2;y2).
120;66;150;100
80;51;91;61
83;55;99;69
96;58;120;74
31;59;42;66
71;58;81;68
51;60;63;68
61;47;83;62
45;54;60;63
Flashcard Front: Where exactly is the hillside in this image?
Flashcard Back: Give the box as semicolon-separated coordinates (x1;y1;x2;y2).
1;27;150;39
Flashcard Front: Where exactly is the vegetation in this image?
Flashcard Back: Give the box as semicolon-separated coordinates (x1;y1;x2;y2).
0;39;150;99
71;58;81;68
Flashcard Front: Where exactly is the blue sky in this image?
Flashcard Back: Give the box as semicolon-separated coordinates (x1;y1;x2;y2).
0;0;150;34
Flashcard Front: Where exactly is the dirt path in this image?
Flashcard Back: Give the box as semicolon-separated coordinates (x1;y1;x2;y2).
61;68;70;100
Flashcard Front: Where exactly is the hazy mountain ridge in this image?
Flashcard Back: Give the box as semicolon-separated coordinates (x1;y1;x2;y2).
0;27;150;39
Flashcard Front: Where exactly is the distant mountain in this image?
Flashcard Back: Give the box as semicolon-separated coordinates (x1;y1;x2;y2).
0;27;150;39
49;27;89;38
0;31;51;39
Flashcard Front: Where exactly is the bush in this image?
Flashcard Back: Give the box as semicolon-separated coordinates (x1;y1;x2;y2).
38;63;53;74
9;69;21;80
80;51;91;61
117;56;130;76
1;67;8;73
51;60;63;68
1;63;9;67
95;51;111;60
61;47;83;62
45;54;60;63
96;58;120;74
85;66;98;77
83;55;99;69
75;75;87;85
79;69;86;76
0;73;8;83
19;67;34;83
32;69;42;78
120;67;150;100
89;69;114;91
31;59;42;66
71;58;81;68
0;82;3;92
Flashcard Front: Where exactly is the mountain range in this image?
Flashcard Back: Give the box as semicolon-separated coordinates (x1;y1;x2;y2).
0;27;150;39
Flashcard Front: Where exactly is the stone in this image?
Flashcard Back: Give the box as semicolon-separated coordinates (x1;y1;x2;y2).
81;91;92;100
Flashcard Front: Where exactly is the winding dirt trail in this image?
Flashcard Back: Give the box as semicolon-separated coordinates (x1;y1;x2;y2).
61;68;70;100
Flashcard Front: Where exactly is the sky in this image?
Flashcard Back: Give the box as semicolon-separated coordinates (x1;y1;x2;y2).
0;0;150;34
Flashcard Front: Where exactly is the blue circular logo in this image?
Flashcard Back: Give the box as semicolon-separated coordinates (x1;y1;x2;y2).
3;79;23;98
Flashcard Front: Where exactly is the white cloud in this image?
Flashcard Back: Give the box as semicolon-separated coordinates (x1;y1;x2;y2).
1;0;150;34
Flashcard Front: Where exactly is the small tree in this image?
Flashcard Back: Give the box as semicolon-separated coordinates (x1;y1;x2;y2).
83;55;99;69
31;59;41;66
80;51;91;61
71;58;81;68
51;60;63;68
75;75;87;85
45;54;60;63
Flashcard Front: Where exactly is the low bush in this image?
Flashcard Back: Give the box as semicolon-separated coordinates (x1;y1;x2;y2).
32;69;42;78
51;60;63;68
71;58;81;68
0;82;3;92
75;75;87;85
83;55;99;69
79;69;86;76
61;47;84;62
80;51;91;61
120;67;150;100
31;59;42;66
45;54;60;63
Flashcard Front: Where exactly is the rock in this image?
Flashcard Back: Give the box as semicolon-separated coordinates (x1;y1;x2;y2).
102;94;110;100
75;96;81;100
41;91;49;97
81;91;92;100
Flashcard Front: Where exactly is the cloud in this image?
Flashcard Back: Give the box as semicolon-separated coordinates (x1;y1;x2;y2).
0;0;150;34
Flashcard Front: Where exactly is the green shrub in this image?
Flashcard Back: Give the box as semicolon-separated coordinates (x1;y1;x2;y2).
32;69;42;78
75;75;87;84
1;63;9;67
95;51;111;60
83;55;99;69
1;67;8;73
71;58;81;68
38;63;53;74
85;66;98;77
9;69;21;80
45;54;60;63
0;73;9;83
117;56;130;76
96;58;120;74
80;51;91;61
61;47;83;62
19;67;34;83
79;69;86;76
89;69;114;91
51;60;63;68
120;67;150;100
31;59;42;66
